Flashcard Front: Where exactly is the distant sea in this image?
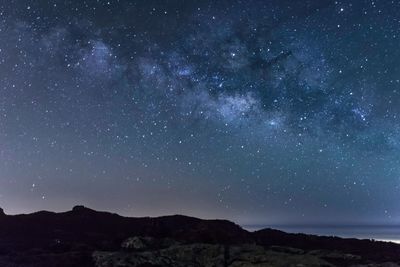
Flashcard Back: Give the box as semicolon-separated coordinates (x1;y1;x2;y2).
242;225;400;244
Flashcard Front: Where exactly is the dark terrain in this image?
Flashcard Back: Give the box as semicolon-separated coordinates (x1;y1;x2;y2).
0;206;399;266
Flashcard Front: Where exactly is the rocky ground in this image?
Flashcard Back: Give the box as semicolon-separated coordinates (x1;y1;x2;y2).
92;236;399;267
93;237;330;266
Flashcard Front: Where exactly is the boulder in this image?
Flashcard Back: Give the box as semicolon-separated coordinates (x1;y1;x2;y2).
121;237;155;250
121;236;181;251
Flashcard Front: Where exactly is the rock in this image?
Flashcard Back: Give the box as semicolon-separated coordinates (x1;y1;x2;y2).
121;236;181;251
308;249;362;264
270;246;305;255
94;243;226;267
93;237;334;267
121;236;155;250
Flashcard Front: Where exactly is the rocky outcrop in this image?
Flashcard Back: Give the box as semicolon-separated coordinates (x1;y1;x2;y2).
0;207;5;216
121;236;180;251
93;236;367;267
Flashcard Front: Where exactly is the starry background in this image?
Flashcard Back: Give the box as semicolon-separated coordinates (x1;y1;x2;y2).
0;0;399;226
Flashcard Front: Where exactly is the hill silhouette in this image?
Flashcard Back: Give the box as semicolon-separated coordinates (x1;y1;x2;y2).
0;206;398;266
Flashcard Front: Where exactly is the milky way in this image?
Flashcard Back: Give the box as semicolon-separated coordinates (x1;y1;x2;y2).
1;0;400;225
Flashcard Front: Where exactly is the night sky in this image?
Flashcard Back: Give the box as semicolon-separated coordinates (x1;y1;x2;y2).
1;0;400;226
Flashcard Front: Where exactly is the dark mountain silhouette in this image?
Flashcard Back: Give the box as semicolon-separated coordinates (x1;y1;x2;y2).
0;206;399;266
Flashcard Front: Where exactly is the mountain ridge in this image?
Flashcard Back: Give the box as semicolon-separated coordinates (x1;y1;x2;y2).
0;205;399;266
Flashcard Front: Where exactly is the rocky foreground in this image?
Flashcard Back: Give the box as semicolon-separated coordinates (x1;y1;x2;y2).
93;236;364;267
0;206;399;266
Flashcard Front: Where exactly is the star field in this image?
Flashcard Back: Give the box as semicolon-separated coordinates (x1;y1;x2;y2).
1;0;400;225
